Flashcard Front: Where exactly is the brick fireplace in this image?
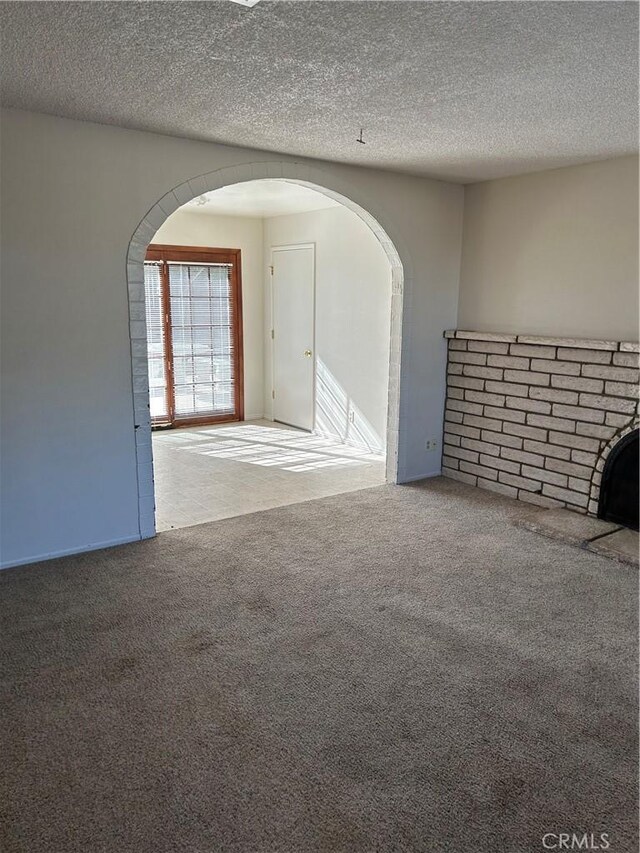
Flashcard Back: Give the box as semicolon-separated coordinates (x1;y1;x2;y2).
442;330;639;516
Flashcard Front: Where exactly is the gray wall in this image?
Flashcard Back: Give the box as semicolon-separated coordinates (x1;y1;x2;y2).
0;108;464;568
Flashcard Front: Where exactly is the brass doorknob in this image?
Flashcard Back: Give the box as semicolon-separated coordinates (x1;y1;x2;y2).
303;349;313;357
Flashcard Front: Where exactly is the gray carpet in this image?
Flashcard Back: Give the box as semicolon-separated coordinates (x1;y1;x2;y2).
0;478;637;853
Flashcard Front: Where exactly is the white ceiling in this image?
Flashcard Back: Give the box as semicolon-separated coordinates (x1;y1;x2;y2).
0;1;637;182
183;180;340;217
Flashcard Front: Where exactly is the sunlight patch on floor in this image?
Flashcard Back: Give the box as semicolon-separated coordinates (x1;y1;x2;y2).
160;424;383;472
152;421;386;531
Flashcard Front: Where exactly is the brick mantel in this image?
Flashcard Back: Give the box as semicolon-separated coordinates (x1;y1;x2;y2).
442;330;639;514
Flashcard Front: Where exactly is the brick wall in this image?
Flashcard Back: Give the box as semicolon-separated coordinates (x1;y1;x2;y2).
442;331;639;513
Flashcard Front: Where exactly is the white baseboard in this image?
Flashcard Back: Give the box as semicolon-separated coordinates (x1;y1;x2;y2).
0;533;144;571
313;427;384;455
396;467;442;484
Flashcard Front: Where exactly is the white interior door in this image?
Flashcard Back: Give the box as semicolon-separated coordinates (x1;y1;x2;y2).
272;245;315;431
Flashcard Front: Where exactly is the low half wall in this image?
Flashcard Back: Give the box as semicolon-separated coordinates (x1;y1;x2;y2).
442;330;639;514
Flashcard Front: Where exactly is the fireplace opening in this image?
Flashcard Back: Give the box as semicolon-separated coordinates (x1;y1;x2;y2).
598;428;639;531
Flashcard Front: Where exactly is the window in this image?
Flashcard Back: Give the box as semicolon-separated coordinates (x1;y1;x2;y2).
144;244;244;427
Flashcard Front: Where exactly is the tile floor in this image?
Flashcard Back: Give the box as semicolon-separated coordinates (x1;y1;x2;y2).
152;420;386;531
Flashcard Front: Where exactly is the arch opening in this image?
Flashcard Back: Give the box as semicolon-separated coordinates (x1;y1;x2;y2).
126;167;407;538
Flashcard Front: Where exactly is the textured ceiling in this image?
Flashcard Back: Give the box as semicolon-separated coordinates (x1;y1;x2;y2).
1;1;637;182
183;180;340;216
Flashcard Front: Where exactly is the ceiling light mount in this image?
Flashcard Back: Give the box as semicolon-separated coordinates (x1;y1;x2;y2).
228;0;262;7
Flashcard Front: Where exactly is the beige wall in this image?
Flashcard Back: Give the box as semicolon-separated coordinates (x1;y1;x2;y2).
152;210;265;419
458;156;639;341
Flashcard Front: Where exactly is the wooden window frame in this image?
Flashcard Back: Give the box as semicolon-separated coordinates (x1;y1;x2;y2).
145;243;244;428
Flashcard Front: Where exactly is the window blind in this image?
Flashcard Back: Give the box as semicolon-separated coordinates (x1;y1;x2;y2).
168;262;236;419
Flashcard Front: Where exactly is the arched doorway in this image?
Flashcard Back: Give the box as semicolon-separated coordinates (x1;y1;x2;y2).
127;164;408;538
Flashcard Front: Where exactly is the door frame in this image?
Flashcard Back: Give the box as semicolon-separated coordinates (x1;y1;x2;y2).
145;243;245;428
269;243;316;432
